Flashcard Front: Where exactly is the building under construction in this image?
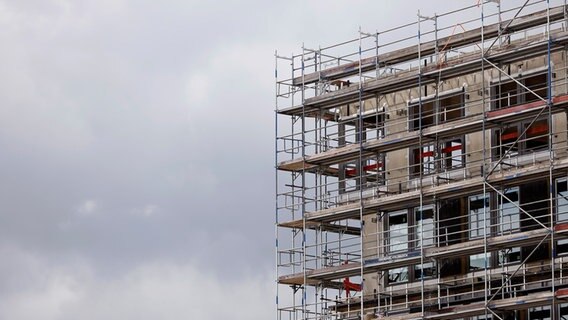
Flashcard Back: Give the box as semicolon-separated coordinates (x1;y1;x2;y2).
275;1;568;319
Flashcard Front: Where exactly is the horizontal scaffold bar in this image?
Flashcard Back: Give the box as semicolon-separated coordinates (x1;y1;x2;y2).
279;28;568;116
278;94;568;172
280;155;568;226
277;220;361;235
278;223;568;284
290;5;567;87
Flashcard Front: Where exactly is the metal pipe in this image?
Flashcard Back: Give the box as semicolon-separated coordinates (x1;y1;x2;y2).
357;26;365;320
301;44;307;320
481;2;490;319
484;0;532;55
547;1;557;319
417;10;425;317
275;50;282;320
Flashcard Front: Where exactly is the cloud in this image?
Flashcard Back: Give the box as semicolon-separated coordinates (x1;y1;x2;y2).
77;200;97;216
131;204;159;217
186;73;211;109
0;245;273;320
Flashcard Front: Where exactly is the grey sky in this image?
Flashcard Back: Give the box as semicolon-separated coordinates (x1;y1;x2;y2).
0;0;521;319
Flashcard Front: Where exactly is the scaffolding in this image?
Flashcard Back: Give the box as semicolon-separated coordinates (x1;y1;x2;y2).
275;1;568;319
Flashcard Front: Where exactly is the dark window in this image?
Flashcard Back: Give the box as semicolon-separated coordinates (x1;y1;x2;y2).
344;155;385;186
524;119;548;151
410;138;464;177
409;100;435;130
411;144;436;177
440;139;465;171
495;126;520;157
493;80;518;109
558;239;568;256
561;303;568;318
388;267;408;284
409;91;464;131
529;306;551;320
520;181;550;262
494;118;549;159
491;72;548;110
524;73;548;103
499;247;521;265
414;262;434;280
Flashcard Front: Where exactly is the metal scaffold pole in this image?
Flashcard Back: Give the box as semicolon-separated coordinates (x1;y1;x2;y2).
302;44;309;320
417;10;425;317
274;50;279;320
546;1;557;319
358;26;365;320
480;0;489;318
274;2;568;319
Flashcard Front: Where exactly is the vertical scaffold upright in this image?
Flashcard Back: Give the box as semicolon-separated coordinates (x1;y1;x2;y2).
276;1;568;319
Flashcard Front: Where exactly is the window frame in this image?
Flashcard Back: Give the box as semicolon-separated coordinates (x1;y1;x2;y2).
468;194;489;239
497;187;520;235
493;117;549;159
408;88;465;131
410;137;465;178
490;68;549;110
385;206;436;285
555;177;568;256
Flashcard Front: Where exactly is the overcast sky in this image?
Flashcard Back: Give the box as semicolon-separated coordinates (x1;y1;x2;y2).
0;1;552;319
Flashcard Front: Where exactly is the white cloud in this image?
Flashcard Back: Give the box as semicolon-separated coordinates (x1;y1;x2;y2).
131;204;159;217
77;200;97;216
186;73;211;109
64;263;273;320
0;245;274;320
